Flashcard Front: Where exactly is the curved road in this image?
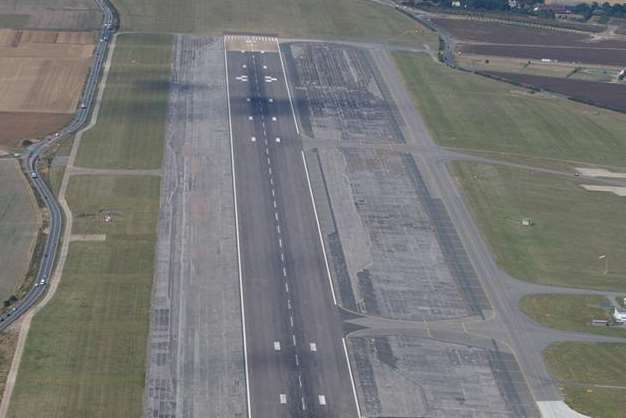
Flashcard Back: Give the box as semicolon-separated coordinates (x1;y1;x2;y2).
0;0;118;331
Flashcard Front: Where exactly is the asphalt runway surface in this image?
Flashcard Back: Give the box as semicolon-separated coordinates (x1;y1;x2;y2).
225;37;358;418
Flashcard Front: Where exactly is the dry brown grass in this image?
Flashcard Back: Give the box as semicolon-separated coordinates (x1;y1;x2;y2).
0;331;18;403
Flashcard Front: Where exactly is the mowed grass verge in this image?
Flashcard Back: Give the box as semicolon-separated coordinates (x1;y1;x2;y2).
8;33;171;418
451;161;626;291
111;0;437;46
520;294;626;338
545;342;626;418
76;33;172;170
394;53;626;166
7;175;161;418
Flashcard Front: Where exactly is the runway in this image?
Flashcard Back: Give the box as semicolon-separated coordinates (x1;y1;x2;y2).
225;35;358;418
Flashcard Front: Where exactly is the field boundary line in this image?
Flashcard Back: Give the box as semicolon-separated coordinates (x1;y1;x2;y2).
0;33;118;418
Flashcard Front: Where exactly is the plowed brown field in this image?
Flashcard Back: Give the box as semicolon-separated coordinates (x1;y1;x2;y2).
0;29;94;151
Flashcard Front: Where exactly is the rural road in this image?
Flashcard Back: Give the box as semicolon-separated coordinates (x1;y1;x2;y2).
0;0;118;331
225;37;360;418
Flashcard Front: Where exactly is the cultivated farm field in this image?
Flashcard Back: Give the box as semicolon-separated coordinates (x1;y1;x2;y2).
0;29;95;151
0;0;100;31
485;71;626;113
433;17;591;45
461;43;626;67
0;160;40;303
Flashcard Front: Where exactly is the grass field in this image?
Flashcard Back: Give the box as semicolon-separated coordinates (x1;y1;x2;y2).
0;331;18;403
395;53;626;166
452;161;626;291
0;0;100;31
111;0;437;46
0;160;40;303
520;294;626;337
75;34;172;170
7;176;159;418
544;342;626;418
555;386;626;418
7;33;170;418
68;175;161;238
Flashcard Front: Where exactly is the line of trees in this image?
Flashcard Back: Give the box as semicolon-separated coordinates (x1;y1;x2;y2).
571;2;626;19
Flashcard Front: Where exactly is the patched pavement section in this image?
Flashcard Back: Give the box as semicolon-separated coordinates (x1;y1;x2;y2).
144;35;244;418
284;40;538;418
286;41;488;321
349;335;539;418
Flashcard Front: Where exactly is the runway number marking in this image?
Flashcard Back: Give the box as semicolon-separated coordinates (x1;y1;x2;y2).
309;342;317;352
251;136;256;142
280;394;287;404
318;395;327;406
274;341;281;351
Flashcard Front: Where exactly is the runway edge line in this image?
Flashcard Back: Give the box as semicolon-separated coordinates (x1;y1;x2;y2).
224;40;253;418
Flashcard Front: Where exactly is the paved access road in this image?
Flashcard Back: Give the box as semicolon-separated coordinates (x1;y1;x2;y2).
0;0;117;331
225;36;359;418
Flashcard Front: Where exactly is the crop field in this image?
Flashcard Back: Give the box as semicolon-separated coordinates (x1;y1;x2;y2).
451;161;626;291
435;17;626;48
485;71;626;113
110;0;437;45
76;34;172;170
0;0;100;31
0;160;40;304
458;54;620;81
520;294;626;337
460;44;626;67
0;29;94;151
433;17;590;45
394;53;626;165
544;342;626;418
458;54;577;77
